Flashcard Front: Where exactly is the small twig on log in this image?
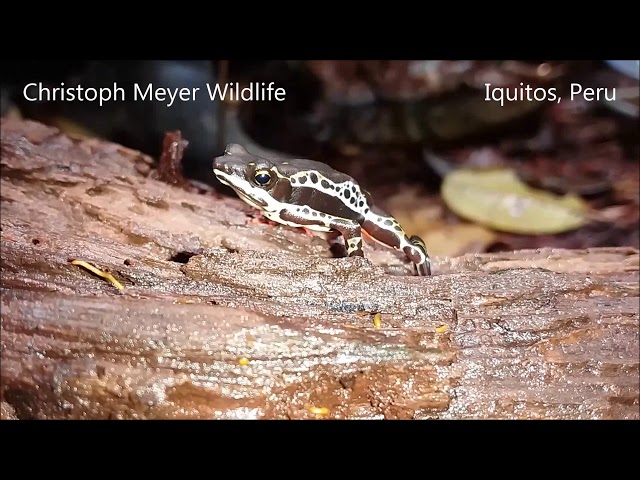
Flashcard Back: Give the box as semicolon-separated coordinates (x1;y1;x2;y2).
154;130;191;189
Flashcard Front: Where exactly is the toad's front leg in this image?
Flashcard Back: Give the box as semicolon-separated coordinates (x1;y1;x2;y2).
277;209;364;257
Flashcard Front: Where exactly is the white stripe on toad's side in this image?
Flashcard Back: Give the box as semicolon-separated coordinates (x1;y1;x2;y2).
274;169;372;217
214;169;337;232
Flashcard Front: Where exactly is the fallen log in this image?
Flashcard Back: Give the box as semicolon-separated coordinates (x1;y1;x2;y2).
1;118;638;420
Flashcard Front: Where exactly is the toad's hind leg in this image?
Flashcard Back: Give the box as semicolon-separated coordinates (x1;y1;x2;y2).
362;209;432;276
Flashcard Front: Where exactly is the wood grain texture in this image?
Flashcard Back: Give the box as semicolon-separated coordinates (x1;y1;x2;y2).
1;118;638;419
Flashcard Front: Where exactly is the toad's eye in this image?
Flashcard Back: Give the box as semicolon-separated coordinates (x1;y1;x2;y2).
254;170;272;186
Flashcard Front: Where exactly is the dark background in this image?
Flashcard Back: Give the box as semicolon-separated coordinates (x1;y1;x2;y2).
2;60;638;254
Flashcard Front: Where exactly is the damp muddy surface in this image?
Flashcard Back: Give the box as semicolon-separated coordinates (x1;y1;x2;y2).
1;118;638;419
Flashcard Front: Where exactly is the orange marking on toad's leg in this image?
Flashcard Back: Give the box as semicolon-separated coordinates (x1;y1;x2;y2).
300;227;316;237
247;209;279;227
362;228;389;247
362;229;375;241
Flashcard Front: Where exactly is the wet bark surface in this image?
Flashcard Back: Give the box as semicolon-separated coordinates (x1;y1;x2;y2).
1;118;638;420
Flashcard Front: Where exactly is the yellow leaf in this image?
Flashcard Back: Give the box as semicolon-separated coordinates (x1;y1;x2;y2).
308;406;330;415
441;168;588;235
70;260;124;291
